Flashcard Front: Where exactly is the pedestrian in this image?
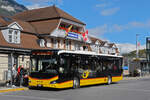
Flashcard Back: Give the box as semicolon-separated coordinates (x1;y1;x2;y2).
17;65;25;86
20;65;25;86
16;65;22;86
12;64;17;86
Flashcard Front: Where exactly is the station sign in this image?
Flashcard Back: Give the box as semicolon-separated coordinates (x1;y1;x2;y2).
67;32;78;39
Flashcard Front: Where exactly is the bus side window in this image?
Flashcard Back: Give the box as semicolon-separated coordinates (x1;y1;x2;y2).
108;62;113;71
70;57;78;71
96;62;102;72
102;62;107;71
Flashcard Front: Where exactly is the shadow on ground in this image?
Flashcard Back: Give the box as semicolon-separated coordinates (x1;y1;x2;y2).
28;82;119;91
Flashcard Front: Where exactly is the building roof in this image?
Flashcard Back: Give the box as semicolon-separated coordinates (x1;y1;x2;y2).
108;43;117;48
89;36;106;45
0;16;37;34
0;16;13;27
13;5;85;25
30;19;59;34
0;31;50;50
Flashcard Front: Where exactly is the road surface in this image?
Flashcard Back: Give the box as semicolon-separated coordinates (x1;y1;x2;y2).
0;78;150;100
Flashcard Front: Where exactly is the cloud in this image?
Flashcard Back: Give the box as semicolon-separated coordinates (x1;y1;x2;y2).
88;19;150;42
24;0;62;4
96;0;120;16
100;7;120;16
27;4;44;10
88;24;108;37
116;43;146;54
24;0;63;9
109;20;150;32
96;3;111;8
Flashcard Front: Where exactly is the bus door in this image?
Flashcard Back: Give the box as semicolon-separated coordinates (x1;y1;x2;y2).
59;54;73;82
112;58;123;76
102;57;122;77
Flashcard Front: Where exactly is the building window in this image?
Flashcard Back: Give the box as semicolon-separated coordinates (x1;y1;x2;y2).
7;29;20;44
60;40;63;49
14;30;18;43
53;39;58;48
39;39;45;47
75;43;80;50
8;29;13;43
46;39;51;47
65;40;70;50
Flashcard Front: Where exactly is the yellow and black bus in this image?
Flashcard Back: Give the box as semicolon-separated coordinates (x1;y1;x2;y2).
28;50;123;89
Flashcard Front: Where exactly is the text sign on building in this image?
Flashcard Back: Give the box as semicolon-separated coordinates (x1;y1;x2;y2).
68;32;78;39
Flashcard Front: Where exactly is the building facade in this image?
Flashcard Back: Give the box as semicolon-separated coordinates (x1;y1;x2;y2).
0;5;120;81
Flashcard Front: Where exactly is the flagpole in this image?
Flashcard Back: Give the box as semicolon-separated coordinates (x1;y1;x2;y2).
136;34;139;58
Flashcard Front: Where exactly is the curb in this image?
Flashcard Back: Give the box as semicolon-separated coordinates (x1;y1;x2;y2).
0;87;29;93
0;81;6;87
123;76;150;80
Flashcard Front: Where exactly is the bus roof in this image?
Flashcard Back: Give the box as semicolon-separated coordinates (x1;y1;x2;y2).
57;50;123;58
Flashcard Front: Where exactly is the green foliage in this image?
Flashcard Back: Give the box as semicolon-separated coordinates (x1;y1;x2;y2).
122;49;146;59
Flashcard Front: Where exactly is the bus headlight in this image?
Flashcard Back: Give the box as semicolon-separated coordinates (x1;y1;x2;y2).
50;81;56;84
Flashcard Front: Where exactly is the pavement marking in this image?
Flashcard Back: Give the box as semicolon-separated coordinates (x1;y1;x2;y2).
0;94;63;100
0;87;29;93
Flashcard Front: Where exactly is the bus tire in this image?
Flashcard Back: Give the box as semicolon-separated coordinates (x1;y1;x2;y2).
107;76;112;85
73;77;80;89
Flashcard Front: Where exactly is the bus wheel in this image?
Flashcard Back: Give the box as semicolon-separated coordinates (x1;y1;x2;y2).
107;76;112;85
73;77;80;89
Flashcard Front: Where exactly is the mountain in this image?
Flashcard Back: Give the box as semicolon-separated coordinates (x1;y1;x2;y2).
0;0;28;16
122;49;146;59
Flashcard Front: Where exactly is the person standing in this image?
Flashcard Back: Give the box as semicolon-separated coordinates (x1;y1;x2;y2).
20;65;25;86
17;65;25;86
12;64;17;86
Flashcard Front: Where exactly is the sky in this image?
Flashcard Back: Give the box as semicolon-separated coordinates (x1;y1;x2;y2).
15;0;149;53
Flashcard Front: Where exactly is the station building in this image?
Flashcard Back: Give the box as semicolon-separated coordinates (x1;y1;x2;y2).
0;5;119;81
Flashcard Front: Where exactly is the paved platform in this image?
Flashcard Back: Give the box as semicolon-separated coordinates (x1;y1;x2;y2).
0;81;6;87
123;75;150;80
0;87;28;93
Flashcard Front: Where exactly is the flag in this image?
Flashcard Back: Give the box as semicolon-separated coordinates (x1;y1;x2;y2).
82;30;88;41
137;42;140;47
65;25;72;37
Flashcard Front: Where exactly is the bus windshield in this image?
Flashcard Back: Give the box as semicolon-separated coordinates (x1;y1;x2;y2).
31;55;58;73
